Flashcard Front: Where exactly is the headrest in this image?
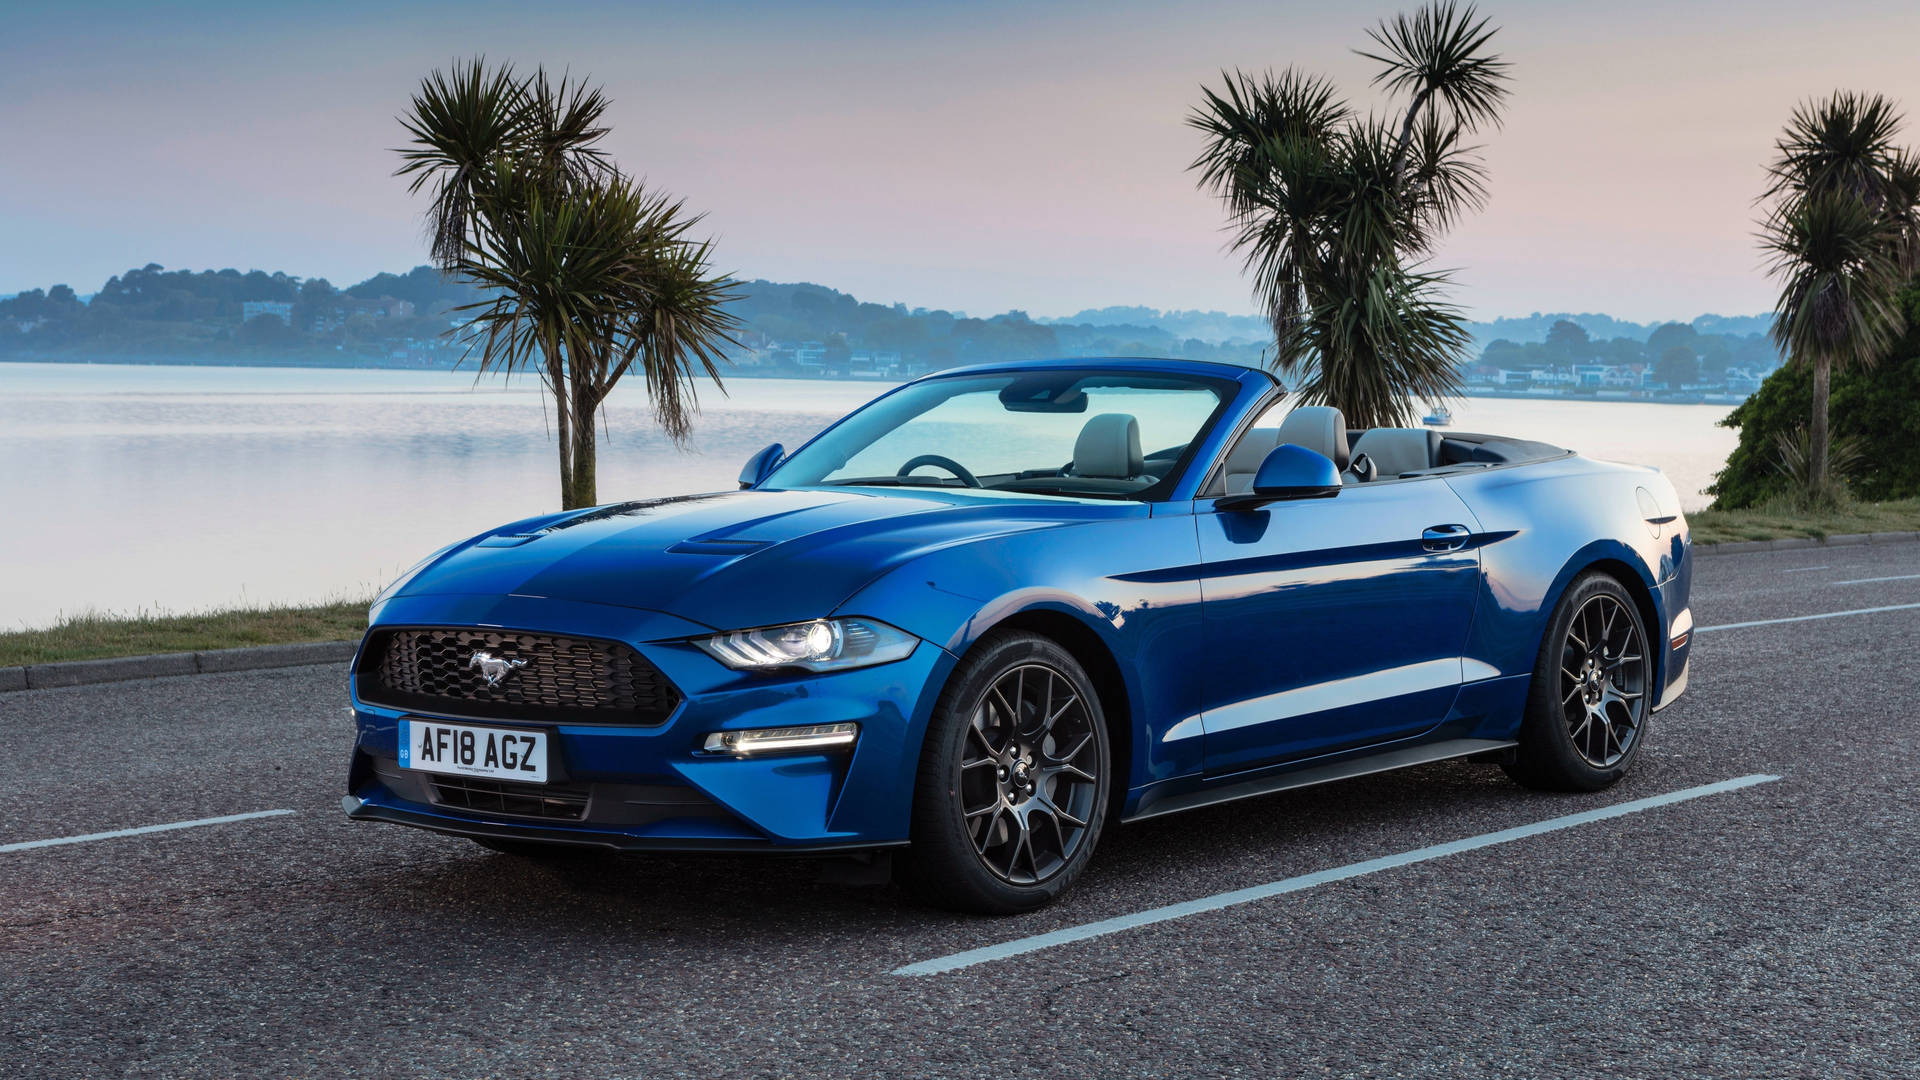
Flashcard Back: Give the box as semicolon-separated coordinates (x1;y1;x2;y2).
1276;405;1348;470
1073;413;1144;479
1349;428;1442;479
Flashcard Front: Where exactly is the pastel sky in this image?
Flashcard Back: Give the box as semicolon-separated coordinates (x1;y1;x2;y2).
3;0;1917;321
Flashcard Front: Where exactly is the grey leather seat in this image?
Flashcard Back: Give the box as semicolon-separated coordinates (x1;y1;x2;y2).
1345;428;1443;482
1071;413;1144;479
1223;405;1347;494
1222;427;1278;493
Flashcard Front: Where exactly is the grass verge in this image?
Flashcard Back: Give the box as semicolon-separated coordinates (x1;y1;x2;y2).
1;600;368;667
1688;497;1920;545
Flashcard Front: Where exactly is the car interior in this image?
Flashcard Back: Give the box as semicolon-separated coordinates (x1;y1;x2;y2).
1213;405;1568;495
880;404;1568;500
918;412;1197;498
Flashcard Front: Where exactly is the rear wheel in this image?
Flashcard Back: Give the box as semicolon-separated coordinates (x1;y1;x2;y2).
897;632;1110;914
1504;572;1652;792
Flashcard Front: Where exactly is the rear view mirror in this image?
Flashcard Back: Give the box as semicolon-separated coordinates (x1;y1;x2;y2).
1218;443;1341;510
998;377;1089;413
739;443;784;489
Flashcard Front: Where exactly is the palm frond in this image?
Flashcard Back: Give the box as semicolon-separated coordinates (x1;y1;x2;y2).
1882;147;1920;273
399;59;740;503
1327;120;1423;259
1763;91;1906;207
622;233;743;444
1188;68;1350;212
1359;1;1511;136
1190;8;1497;429
1773;426;1863;489
522;67;615;191
1761;188;1907;371
1283;260;1469;429
394;57;530;267
1402;111;1490;237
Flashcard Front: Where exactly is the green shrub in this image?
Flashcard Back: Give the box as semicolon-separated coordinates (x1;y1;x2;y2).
1709;286;1920;509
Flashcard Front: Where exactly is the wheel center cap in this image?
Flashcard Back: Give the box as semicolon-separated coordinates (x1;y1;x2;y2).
1012;760;1033;787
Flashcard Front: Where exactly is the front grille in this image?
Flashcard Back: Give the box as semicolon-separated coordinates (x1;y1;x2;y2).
357;627;680;725
429;775;590;821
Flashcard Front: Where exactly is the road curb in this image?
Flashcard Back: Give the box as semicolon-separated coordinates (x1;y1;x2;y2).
5;640;357;693
1694;530;1920;557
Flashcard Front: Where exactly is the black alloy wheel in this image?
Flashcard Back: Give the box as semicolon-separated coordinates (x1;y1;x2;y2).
958;662;1103;885
898;631;1111;913
1559;592;1648;767
1505;572;1653;792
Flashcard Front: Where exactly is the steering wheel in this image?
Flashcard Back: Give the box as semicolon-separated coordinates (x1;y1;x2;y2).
897;454;982;488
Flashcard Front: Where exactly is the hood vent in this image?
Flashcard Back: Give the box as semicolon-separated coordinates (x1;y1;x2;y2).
665;538;773;556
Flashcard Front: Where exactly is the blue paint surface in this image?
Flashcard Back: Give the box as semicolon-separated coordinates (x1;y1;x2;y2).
345;358;1695;852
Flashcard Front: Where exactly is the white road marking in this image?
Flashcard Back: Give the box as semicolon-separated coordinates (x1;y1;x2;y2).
1829;573;1920;586
1781;565;1830;573
893;774;1780;976
0;810;296;853
1695;602;1920;634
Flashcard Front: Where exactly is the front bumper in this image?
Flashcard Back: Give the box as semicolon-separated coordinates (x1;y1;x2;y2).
341;795;904;854
346;594;956;852
1652;604;1692;712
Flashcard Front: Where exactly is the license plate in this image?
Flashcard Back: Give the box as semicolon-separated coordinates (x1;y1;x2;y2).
399;719;547;783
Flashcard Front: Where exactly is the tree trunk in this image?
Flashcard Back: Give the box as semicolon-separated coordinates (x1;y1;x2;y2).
569;378;598;509
548;346;575;510
1389;87;1433;177
1809;352;1832;501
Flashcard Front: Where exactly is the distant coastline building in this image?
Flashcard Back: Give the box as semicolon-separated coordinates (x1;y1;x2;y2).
241;301;292;325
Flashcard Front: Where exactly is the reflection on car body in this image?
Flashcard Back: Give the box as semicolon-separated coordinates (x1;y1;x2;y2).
345;358;1691;913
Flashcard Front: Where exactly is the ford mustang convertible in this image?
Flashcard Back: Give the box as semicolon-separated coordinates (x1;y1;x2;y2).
345;358;1693;912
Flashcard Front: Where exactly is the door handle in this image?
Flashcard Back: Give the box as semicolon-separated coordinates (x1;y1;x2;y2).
1422;524;1472;552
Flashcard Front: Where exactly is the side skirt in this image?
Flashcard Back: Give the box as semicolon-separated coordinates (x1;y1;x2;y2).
1122;737;1517;823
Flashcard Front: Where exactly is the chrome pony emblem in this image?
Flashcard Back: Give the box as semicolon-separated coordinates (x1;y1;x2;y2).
467;651;528;687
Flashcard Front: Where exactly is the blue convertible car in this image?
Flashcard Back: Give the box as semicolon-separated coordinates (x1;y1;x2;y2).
346;358;1692;912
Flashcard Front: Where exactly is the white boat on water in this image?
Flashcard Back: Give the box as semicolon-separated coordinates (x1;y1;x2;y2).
1422;405;1453;427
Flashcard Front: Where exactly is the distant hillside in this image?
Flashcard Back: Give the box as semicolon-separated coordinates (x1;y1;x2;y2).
732;280;1270;372
1;262;1772;385
1038;306;1270;344
1043;304;1774;349
1463;312;1773;350
0;263;484;369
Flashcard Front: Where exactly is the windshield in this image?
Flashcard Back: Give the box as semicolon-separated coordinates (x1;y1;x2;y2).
764;370;1236;500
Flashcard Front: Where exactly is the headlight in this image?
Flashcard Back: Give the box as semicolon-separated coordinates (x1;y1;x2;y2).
702;722;859;755
696;617;917;672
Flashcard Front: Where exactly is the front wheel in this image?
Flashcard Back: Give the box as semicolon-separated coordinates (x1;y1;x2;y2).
897;632;1111;914
1504;572;1653;792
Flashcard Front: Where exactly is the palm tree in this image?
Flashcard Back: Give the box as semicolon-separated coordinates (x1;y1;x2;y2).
1189;2;1508;428
396;60;739;509
1759;92;1917;501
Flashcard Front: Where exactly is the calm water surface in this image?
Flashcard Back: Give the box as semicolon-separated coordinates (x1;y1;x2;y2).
1;362;1737;629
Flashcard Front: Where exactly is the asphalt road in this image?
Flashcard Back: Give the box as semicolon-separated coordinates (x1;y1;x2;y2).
4;543;1918;1079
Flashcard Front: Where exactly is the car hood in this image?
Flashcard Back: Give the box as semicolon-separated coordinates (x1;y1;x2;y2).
394;487;1118;632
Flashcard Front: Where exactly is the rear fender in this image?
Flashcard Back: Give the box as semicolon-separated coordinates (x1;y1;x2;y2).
1446;458;1685;692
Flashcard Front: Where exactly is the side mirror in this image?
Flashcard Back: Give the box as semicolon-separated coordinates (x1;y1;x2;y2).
1217;443;1341;510
738;443;784;489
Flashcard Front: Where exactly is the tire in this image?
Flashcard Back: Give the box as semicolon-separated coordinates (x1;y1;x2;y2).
469;836;605;860
1504;571;1653;792
896;631;1112;914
